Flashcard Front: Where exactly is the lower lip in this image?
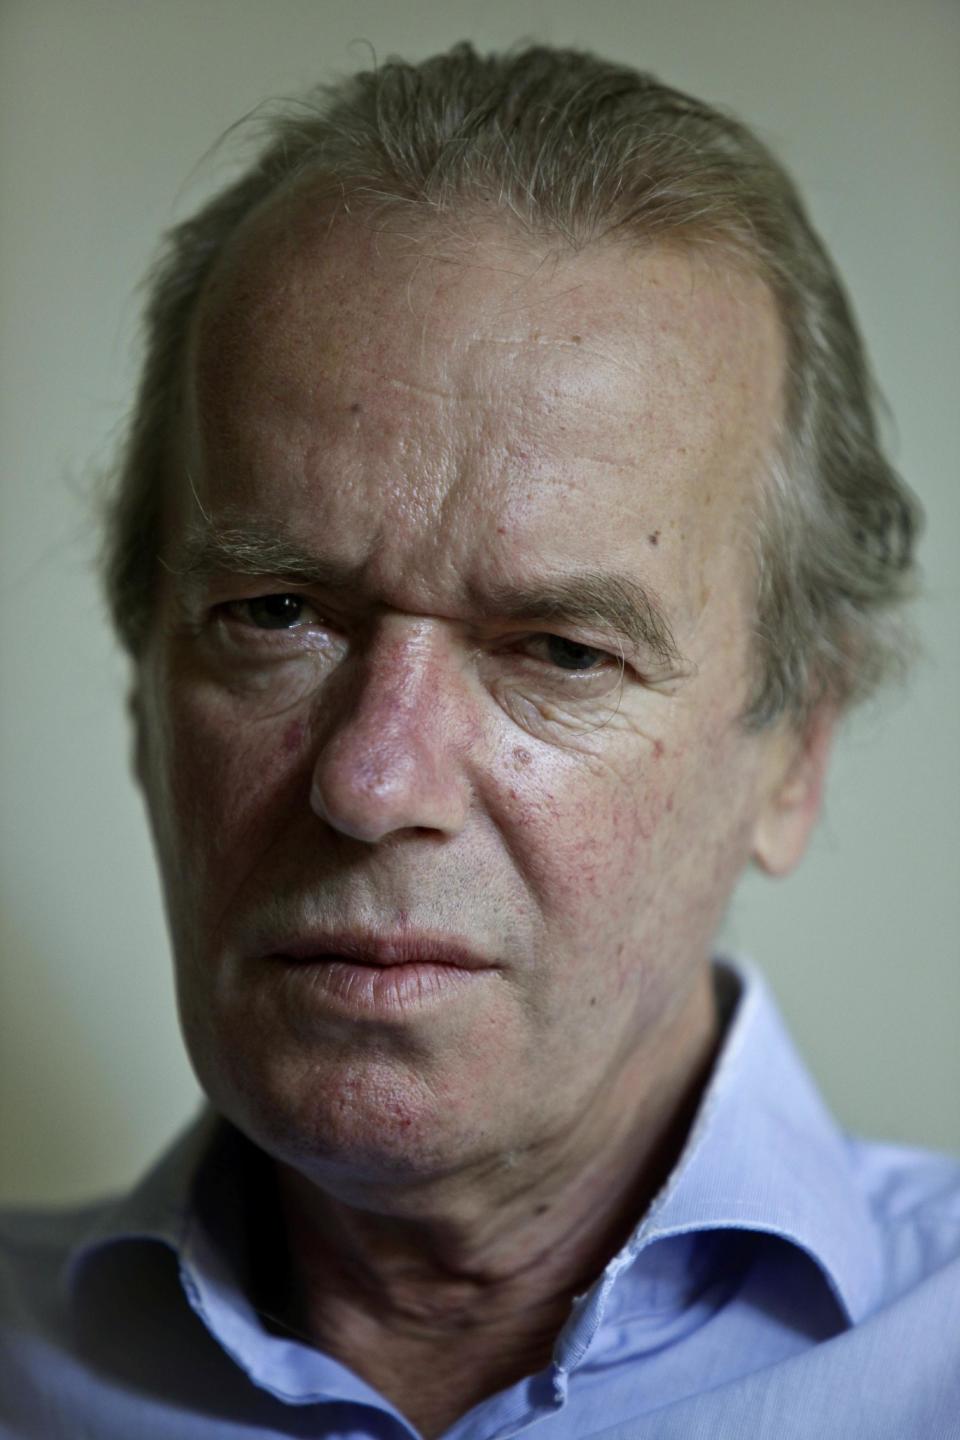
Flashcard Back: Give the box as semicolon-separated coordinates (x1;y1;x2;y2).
270;955;491;1017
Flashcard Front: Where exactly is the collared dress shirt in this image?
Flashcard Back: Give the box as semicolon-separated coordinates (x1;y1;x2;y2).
2;959;959;1439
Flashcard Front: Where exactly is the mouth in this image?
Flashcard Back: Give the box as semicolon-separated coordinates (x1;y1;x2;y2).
275;932;495;970
262;932;499;1018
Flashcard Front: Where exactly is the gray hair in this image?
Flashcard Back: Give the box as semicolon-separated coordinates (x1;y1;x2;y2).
103;42;919;726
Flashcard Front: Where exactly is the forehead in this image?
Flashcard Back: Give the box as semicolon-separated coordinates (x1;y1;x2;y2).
180;202;785;618
191;199;781;425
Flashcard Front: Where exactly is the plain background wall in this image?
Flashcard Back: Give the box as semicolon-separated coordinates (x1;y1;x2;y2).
1;0;957;1206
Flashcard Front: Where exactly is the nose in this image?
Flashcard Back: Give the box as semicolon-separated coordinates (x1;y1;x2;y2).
309;622;472;844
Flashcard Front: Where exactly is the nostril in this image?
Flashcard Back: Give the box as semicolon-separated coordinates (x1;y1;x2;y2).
308;732;468;843
305;638;472;842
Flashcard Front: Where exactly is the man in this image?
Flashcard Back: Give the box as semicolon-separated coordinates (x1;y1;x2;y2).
1;41;957;1440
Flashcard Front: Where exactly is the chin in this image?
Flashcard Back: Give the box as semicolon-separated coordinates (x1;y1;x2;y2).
189;1031;497;1193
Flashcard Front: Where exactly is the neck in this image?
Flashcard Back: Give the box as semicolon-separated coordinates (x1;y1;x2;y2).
251;967;721;1436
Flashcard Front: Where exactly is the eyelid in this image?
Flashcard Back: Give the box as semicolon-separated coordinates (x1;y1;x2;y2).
508;634;631;686
521;633;616;660
218;591;323;620
213;595;630;673
240;593;314;613
210;593;334;645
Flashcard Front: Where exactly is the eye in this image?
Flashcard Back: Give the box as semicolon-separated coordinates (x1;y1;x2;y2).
231;593;317;630
526;635;612;672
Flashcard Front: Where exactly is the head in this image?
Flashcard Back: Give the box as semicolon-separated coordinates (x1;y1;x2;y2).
106;45;919;1194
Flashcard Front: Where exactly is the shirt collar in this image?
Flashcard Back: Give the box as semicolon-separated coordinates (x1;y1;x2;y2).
63;1107;220;1294
65;958;883;1348
657;957;883;1325
554;956;882;1376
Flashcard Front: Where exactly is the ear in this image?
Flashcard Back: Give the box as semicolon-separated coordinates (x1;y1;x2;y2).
751;703;838;877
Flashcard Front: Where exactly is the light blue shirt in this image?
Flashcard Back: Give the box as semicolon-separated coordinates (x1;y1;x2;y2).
2;960;959;1439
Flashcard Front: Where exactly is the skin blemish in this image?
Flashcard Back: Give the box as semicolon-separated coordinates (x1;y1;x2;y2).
570;334;582;344
648;530;660;547
497;526;507;535
652;739;665;760
513;746;533;767
282;719;306;755
349;401;362;413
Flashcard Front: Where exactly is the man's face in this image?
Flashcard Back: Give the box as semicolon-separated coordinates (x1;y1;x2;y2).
136;208;791;1191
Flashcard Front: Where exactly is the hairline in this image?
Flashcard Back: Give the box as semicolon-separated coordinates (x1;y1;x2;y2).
104;45;919;731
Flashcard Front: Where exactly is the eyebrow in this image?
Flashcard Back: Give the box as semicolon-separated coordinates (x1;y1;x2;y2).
165;523;367;591
165;522;687;669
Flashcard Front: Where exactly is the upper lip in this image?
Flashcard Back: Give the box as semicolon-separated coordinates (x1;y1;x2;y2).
269;931;497;970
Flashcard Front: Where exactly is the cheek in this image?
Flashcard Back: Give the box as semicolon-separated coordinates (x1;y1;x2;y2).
489;747;693;1079
498;741;671;924
145;680;314;895
496;719;754;980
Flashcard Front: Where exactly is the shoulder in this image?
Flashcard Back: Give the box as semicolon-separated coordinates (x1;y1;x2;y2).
0;1198;116;1318
847;1134;960;1300
850;1134;960;1229
0;1198;114;1257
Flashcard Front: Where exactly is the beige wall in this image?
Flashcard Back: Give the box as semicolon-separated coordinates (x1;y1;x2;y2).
1;0;957;1205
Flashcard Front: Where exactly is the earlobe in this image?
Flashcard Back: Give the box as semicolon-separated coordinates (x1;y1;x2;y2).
751;704;837;877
